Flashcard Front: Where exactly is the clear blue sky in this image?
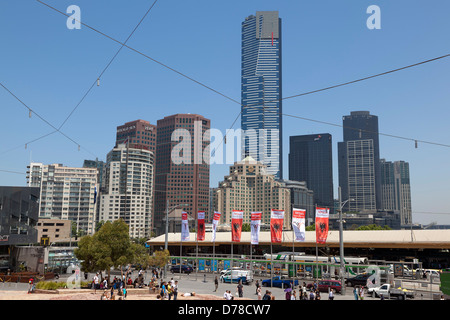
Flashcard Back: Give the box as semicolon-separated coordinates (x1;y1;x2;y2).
1;0;450;225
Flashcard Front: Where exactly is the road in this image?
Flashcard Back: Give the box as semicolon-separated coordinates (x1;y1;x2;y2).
1;269;435;300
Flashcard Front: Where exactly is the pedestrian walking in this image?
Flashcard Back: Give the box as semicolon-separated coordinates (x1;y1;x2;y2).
262;290;272;300
353;287;359;300
309;290;315;300
285;289;291;300
93;273;99;293
167;281;173;300
257;286;261;300
160;281;167;300
255;280;260;294
328;288;334;300
27;277;34;294
291;290;297;300
102;277;108;289
173;280;178;300
214;276;219;292
359;287;365;300
237;281;243;298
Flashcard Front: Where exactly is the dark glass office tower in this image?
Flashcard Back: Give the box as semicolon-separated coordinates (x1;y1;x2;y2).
241;11;282;178
380;159;412;226
289;134;333;212
338;111;381;211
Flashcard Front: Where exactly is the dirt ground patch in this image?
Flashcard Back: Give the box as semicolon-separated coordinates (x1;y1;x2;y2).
0;289;247;301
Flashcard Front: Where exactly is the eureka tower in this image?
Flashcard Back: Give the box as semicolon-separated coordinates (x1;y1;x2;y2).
241;11;282;178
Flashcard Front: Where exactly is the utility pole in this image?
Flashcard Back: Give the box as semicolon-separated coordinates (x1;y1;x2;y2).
338;186;346;295
164;199;169;278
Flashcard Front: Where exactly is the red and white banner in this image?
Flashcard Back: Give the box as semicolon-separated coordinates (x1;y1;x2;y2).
197;211;205;241
211;211;221;242
181;211;190;242
270;209;284;243
315;207;330;244
231;210;243;242
250;212;262;245
292;208;306;242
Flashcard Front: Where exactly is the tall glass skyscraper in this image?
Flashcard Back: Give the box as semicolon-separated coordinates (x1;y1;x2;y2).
241;11;282;178
338;111;381;212
289;134;334;213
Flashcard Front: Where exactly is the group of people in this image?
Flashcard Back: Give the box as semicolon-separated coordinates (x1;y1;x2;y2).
156;278;179;300
352;286;366;300
256;280;335;300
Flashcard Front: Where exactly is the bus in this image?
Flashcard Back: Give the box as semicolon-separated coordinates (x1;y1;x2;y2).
263;252;369;278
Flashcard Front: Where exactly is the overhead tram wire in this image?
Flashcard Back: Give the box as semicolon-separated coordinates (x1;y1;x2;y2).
37;0;241;107
212;53;450;156
0;82;96;156
0;0;158;156
280;112;450;148
0;130;58;157
57;0;159;131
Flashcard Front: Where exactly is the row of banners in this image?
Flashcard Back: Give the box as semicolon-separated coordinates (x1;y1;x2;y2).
181;207;330;244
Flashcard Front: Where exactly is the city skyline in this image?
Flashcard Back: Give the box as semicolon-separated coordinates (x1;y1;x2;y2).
1;1;450;225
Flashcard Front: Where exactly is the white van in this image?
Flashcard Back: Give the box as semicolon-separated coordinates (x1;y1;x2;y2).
220;269;253;285
415;268;441;280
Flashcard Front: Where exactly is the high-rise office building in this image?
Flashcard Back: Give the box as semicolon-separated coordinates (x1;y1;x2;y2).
214;156;291;229
279;180;315;226
241;11;282;178
83;159;106;224
0;186;40;246
153;114;210;235
116;119;157;154
27;163;98;235
99;144;154;238
338;111;381;212
380;159;412;226
289;134;333;212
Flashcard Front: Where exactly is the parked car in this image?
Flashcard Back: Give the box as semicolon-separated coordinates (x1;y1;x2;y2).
414;268;441;280
345;273;374;287
220;269;253;284
170;264;193;274
368;284;414;300
307;280;342;293
262;276;298;288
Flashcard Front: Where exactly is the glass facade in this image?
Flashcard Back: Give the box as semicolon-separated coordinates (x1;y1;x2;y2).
338;111;381;211
0;187;39;249
241;11;282;178
288;134;333;213
380;159;412;226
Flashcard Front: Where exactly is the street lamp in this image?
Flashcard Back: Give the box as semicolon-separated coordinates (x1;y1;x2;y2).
338;186;354;295
164;201;188;278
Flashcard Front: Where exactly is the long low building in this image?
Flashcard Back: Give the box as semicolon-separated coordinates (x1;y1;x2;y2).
147;229;450;268
148;229;450;249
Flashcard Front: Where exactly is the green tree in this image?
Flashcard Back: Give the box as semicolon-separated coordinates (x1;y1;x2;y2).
148;250;170;269
242;223;251;232
95;220;105;232
306;224;315;231
74;219;149;280
356;224;392;230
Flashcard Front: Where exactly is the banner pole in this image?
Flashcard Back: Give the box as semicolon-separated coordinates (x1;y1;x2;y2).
315;205;318;283
231;242;233;284
180;228;182;280
213;239;216;277
270;242;273;288
293;227;295;286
